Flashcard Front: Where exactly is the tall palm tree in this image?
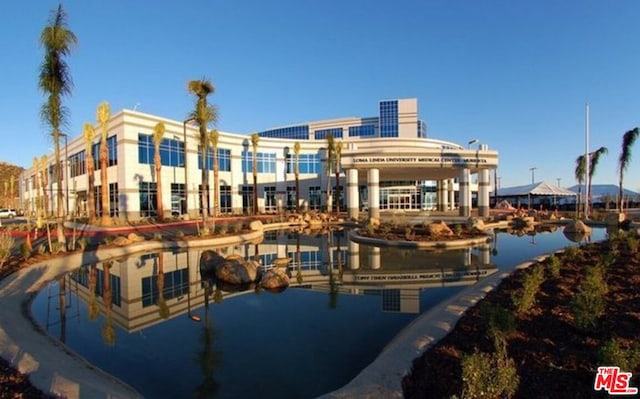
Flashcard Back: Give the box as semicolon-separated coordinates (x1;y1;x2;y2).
209;129;220;217
87;264;99;321
39;4;76;248
32;157;41;220
250;133;260;215
9;175;15;209
101;261;116;346
618;128;639;212
83;122;96;223
156;251;169;319
574;155;588;219
97;102;111;226
293;142;301;212
187;79;217;227
334;141;343;214
153;122;166;221
325;134;336;214
587;146;608;214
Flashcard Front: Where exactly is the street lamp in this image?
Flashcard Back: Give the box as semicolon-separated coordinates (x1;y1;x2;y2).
529;167;537;184
556;178;561;187
182;118;196;219
467;139;479;149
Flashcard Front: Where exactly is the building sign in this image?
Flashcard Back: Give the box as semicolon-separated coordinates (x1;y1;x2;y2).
349;156;490;166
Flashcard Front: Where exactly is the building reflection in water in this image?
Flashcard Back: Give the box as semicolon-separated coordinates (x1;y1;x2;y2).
43;229;497;335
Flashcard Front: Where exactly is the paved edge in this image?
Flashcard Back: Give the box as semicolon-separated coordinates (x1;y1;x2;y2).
318;254;553;399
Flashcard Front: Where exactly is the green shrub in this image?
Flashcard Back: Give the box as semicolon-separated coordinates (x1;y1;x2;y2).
571;265;608;330
0;233;14;269
599;337;640;371
153;232;162;241
480;302;516;342
216;223;229;235
76;237;88;251
175;230;185;238
36;243;46;255
461;348;519;398
19;242;31;261
512;266;545;314
546;254;561;278
453;224;463;235
230;221;243;234
103;236;115;246
562;245;582;262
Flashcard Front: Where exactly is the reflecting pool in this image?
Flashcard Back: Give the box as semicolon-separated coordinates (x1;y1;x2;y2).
31;227;607;398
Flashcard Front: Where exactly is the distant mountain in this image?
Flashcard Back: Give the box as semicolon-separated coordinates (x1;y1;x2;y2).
567;184;640;198
0;161;24;208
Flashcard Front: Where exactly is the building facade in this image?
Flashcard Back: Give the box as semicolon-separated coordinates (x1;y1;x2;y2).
20;98;498;221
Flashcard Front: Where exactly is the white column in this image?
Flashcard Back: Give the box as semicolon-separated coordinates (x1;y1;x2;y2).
369;246;381;270
349;240;360;270
346;168;359;220
478;168;490;217
368;168;380;220
459;168;471;217
448;178;455;210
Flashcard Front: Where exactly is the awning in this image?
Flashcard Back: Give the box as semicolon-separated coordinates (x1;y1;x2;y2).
494;181;577;197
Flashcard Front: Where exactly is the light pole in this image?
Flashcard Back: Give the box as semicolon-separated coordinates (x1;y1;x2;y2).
182;118;196;219
529;167;537;184
556;178;561;187
468;139;479;149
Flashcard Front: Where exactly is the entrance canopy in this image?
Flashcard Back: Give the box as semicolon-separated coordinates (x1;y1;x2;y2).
494;181;576;197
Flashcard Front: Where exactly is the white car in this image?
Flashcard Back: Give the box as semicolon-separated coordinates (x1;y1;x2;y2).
0;209;16;218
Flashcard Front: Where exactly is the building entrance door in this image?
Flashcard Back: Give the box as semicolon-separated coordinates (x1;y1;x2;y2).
388;194;412;209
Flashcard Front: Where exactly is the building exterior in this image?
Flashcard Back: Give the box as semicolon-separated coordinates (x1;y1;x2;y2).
20;98;498;221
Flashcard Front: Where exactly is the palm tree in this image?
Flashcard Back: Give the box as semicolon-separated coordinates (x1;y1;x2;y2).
187;79;217;228
334;141;343;214
156;251;170;319
101;261;116;346
209;129;220;217
153;122;166;221
9;175;15;209
618;128;639;212
587;146;608;214
574;155;586;218
39;4;76;248
97;102;111;226
83;122;96;223
325;134;336;214
87;264;99;321
293;142;301;212
250;133;260;215
40;155;50;218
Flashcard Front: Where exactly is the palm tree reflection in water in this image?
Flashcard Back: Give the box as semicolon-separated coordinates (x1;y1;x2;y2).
193;279;222;398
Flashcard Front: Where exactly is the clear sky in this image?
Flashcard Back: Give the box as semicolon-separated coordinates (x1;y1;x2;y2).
1;0;639;190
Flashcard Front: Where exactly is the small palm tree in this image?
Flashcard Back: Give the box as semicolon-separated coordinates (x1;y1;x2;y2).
187;79;217;227
587;146;608;214
97;102;111;226
250;133;260;215
293;141;301;212
83;122;96;223
209;129;220;217
39;4;76;248
153;122;166;221
618;128;639;211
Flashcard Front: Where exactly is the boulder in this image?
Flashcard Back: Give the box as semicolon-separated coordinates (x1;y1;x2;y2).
605;212;626;226
426;221;453;237
564;219;592;234
249;220;263;231
466;217;485;232
127;232;145;242
199;250;226;274
216;259;260;285
369;217;380;228
261;268;290;291
272;257;292;268
112;236;130;246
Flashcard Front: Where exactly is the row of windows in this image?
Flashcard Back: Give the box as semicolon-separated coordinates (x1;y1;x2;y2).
198;147;231;171
380;100;399;138
349;124;376;137
314;127;343;140
241;152;276;173
286;153;321;174
138;134;185;167
259;125;309;140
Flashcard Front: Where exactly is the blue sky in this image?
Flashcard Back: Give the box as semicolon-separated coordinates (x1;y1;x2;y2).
1;1;639;190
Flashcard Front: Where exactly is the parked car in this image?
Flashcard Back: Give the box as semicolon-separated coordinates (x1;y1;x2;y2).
0;208;16;218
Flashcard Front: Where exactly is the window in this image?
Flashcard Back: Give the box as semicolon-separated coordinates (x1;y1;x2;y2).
138;134;184;167
286;153;321;174
220;185;232;214
309;186;321;210
93;135;118;169
139;182;157;217
69;151;86;177
259;125;309;140
242;151;276;174
348;125;376;137
241;185;253;214
380;100;399;138
286;186;296;209
109;182;119;217
141;268;188;307
314;128;343;140
264;186;276;212
198;147;231;171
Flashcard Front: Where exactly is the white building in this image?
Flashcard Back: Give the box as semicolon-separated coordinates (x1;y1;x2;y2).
20;98;498;221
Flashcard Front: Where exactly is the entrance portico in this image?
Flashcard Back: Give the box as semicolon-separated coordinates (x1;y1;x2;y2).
342;140;498;220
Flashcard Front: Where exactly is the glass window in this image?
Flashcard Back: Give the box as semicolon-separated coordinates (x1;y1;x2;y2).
139;181;157;217
380;100;399;138
139;134;184;167
348;125;376;137
242;151;276;174
198;147;231;171
69;150;86;178
314;128;343;140
259;125;309;140
286;153;320;174
93;135;118;169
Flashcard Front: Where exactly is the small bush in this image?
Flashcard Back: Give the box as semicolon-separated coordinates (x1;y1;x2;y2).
19;242;31;261
230;221;243;233
461;348;519;398
453;224;463;235
103;236;115;246
76;237;88;251
175;230;185;238
599;337;640;371
562;245;582;262
571;265;608;330
216;223;229;235
479;302;516;342
546;254;561;278
512;266;545;314
153;232;162;241
36;243;46;255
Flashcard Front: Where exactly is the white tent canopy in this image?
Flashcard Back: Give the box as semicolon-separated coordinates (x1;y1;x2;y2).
493;181;577;197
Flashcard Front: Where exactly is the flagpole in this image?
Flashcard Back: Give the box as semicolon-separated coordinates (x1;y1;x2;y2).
585;103;590;219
